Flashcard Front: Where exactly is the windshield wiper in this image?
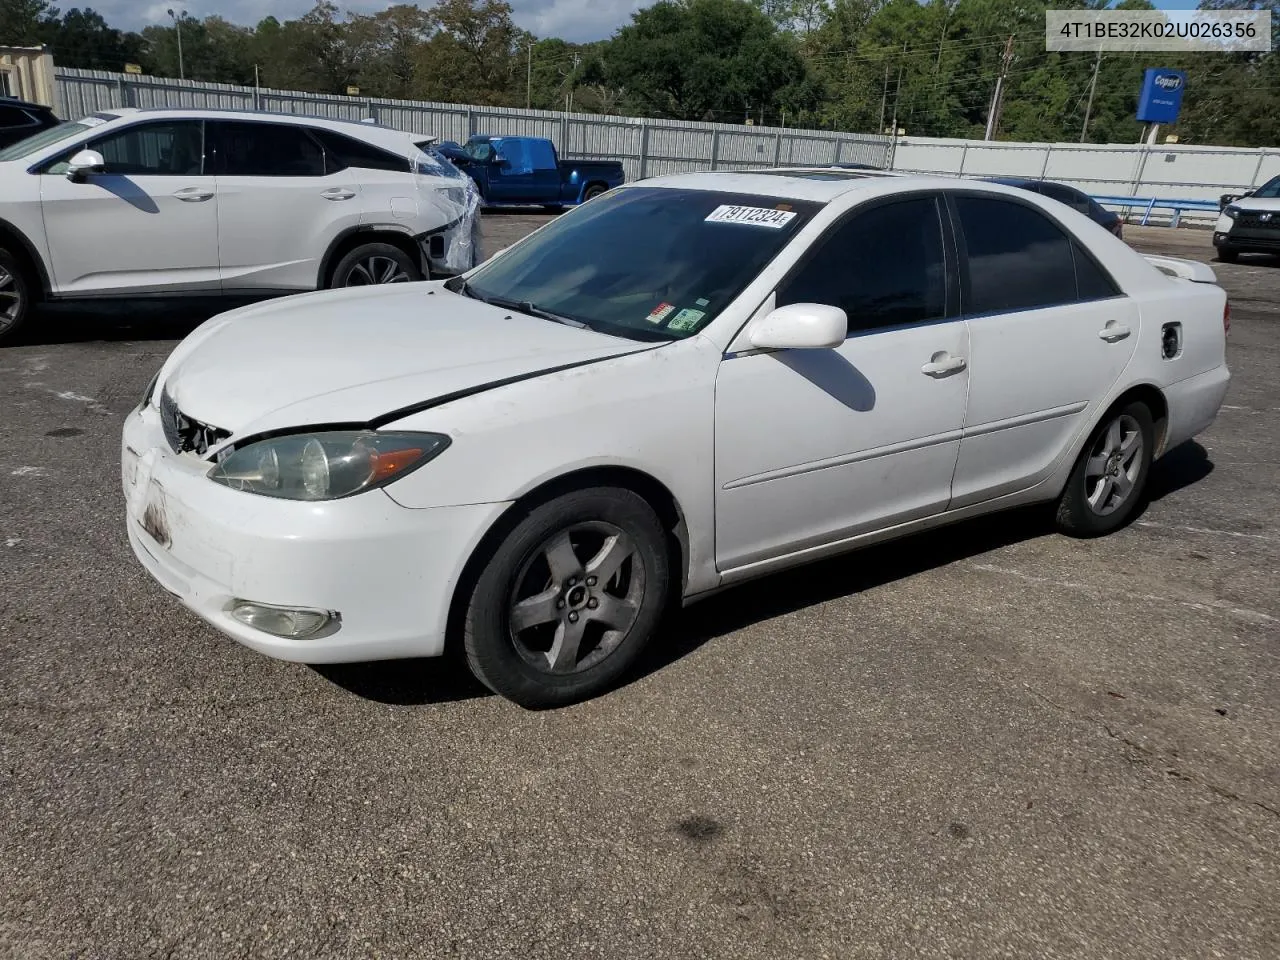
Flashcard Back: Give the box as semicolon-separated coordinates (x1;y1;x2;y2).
453;280;585;328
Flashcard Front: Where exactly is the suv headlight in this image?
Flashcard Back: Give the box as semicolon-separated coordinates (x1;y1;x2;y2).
1224;205;1241;219
209;431;449;500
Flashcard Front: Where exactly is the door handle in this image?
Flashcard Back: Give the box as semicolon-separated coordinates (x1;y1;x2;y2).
322;188;356;201
921;352;967;377
1098;324;1131;343
173;187;214;202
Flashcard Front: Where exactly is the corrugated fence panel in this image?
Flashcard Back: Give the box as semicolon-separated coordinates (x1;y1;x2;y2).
52;67;1279;223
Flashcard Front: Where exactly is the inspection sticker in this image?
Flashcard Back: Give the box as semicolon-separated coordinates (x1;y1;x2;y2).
646;302;676;324
79;116;107;127
667;308;705;332
705;205;797;228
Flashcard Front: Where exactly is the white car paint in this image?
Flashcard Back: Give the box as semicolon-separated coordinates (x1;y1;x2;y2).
122;172;1230;668
0;107;481;302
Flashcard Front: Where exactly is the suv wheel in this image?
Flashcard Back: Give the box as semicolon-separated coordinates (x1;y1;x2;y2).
0;247;33;345
330;243;423;288
1217;247;1239;264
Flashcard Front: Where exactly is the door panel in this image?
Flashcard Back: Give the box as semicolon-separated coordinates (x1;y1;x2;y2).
211;120;361;292
39;119;219;295
714;193;968;571
715;320;969;569
948;194;1139;507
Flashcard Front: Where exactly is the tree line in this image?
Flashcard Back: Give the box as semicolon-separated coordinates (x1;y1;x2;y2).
3;0;1277;147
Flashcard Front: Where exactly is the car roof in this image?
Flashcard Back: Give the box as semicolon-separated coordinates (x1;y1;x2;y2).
0;97;55;113
85;106;427;154
634;169;956;203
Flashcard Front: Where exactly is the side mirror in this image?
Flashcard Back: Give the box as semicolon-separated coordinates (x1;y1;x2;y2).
66;148;105;181
749;303;847;351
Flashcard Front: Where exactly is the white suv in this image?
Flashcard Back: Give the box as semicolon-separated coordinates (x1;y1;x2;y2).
0;107;482;343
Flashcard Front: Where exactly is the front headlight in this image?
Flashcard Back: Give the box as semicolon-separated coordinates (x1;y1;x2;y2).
208;431;449;500
1224;205;1241;219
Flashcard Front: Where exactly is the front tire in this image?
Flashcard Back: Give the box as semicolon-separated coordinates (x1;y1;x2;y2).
1055;401;1154;538
1217;246;1239;263
0;247;34;345
330;242;422;288
462;487;671;709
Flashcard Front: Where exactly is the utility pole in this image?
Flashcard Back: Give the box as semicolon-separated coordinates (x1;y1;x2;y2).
1080;50;1101;143
889;43;906;137
984;34;1014;141
526;42;533;110
167;9;185;80
878;63;890;133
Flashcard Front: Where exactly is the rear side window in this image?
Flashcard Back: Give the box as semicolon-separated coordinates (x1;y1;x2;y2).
0;105;37;129
779;196;948;333
955;196;1080;314
214;121;325;177
1072;241;1120;300
311;129;407;174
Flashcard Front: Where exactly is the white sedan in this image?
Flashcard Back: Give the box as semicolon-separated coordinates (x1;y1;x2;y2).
122;171;1231;708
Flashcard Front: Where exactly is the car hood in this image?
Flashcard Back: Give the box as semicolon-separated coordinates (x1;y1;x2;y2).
160;282;650;439
1234;196;1280;212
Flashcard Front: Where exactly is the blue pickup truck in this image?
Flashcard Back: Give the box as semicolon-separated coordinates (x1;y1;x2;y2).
435;135;625;209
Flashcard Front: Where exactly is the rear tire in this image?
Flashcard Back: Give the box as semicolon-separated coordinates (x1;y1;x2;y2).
462;487;671;709
582;184;608;202
0;246;34;346
1055;401;1154;538
329;242;422;288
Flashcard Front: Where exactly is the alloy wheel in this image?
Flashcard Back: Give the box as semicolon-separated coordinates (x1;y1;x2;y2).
506;521;646;675
0;264;23;334
1084;413;1144;517
343;256;411;286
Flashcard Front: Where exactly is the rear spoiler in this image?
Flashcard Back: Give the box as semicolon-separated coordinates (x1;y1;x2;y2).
1144;255;1218;284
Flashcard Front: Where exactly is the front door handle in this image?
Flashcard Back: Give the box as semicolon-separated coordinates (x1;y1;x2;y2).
173;187;214;202
322;188;356;201
1098;324;1131;343
921;352;967;377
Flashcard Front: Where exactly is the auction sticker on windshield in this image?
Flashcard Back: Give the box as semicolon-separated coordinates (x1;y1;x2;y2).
647;302;676;324
705;205;797;228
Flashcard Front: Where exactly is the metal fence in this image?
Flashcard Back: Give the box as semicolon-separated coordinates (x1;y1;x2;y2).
53;68;893;181
893;136;1280;224
54;68;1279;225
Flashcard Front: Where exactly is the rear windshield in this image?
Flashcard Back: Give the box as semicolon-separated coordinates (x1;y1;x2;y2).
462;187;821;341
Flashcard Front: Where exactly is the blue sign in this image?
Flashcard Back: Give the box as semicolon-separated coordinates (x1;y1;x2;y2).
1136;68;1186;124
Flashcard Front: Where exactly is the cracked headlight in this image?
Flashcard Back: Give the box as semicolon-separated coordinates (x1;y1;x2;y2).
208;431;450;500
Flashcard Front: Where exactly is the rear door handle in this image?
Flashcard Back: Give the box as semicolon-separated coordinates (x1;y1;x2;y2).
1098;324;1131;342
921;352;967;377
173;187;214;202
322;188;356;201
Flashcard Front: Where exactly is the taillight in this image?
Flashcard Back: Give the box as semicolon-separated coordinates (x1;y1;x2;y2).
1224;300;1231;336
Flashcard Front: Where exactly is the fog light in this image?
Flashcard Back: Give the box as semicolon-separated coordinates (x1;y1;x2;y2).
229;601;337;639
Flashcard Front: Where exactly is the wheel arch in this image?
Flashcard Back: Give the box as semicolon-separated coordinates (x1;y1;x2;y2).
0;217;51;299
1109;381;1170;456
317;226;422;288
444;465;691;653
578;180;610;203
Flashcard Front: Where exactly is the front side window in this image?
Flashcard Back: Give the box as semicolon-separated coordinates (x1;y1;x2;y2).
214;121;325;177
79;120;206;176
954;196;1079;314
778;196;948;333
461;187;820;341
464;140;493;162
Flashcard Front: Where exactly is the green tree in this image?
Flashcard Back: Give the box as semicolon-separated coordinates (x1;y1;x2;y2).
605;0;815;122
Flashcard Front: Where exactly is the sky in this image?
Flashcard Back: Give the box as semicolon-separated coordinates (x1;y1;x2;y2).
98;0;652;44
92;0;1215;46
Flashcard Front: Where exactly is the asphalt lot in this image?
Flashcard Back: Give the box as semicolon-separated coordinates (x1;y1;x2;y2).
1;217;1277;960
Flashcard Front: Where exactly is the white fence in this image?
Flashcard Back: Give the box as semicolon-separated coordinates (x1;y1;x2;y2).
53;68;1280;225
53;68;893;181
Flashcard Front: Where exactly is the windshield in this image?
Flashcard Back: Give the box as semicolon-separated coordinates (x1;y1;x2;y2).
1253;176;1280;199
460;187;820;341
0;120;93;162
